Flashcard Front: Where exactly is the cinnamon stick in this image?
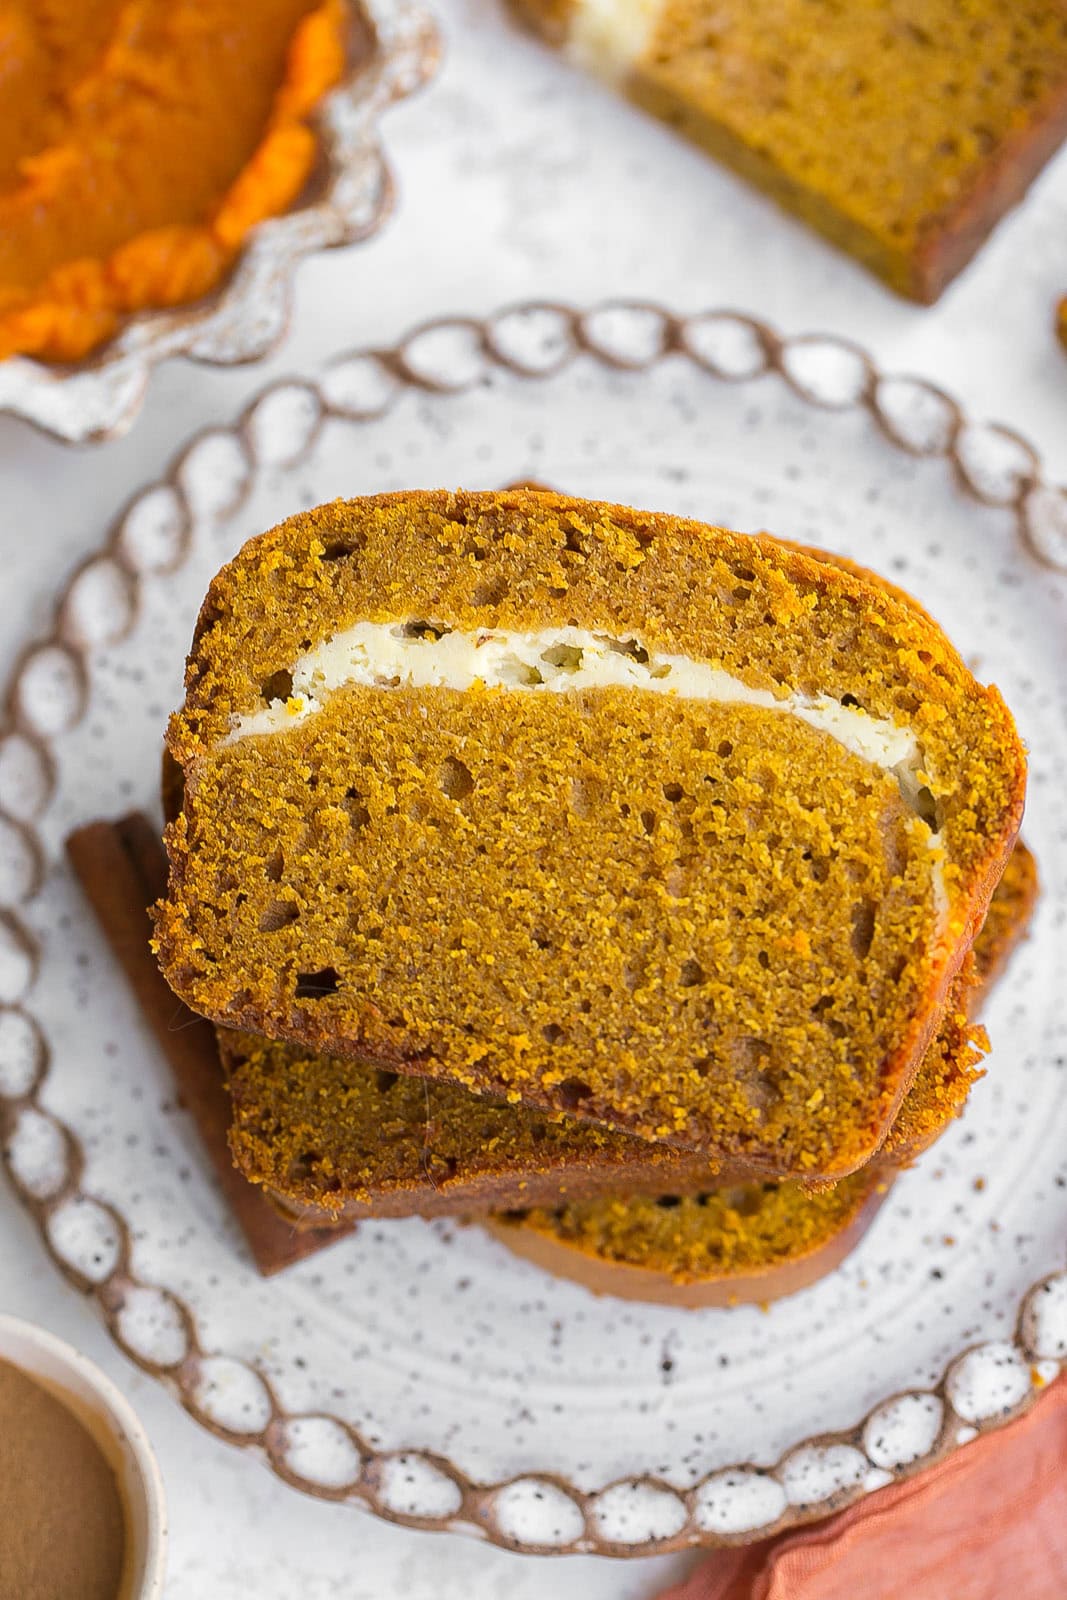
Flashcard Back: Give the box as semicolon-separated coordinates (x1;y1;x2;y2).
65;813;352;1275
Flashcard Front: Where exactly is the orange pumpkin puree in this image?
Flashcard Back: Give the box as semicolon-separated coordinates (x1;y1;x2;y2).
0;0;348;363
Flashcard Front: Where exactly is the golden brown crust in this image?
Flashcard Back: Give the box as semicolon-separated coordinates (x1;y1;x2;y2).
972;833;1040;992
157;490;1026;1175
907;75;1067;304
884;841;1037;1165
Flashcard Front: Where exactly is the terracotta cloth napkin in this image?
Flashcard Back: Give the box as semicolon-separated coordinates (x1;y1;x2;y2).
655;1376;1067;1600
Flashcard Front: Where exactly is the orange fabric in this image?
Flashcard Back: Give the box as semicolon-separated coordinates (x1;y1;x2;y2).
658;1376;1067;1600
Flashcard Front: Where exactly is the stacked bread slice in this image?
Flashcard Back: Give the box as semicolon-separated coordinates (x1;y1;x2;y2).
154;490;1031;1302
507;1;1067;304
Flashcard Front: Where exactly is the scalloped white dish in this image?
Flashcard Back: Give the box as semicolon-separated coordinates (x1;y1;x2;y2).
1;302;1066;1556
0;0;438;446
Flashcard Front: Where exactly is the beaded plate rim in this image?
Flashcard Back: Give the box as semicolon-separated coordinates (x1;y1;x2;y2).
1;301;1066;1556
0;0;440;446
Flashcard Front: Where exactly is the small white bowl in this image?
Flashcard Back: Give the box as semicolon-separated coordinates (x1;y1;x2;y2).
0;1313;167;1599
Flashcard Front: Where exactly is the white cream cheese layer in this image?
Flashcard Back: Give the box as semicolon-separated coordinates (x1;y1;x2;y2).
229;621;916;775
564;0;660;79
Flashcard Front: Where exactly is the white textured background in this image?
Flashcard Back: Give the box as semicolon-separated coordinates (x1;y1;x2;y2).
2;0;1066;1593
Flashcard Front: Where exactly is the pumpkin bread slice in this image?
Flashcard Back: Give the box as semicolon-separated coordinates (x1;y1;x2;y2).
484;1166;892;1309
155;490;1026;1176
509;0;1067;303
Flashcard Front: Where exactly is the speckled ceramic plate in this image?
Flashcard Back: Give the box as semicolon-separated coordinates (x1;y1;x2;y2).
0;0;438;446
2;303;1066;1556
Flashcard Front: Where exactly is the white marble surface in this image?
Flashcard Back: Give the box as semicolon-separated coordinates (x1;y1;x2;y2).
2;0;1066;1592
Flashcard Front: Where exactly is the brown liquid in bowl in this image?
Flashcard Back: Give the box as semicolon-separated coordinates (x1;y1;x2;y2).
0;1357;127;1600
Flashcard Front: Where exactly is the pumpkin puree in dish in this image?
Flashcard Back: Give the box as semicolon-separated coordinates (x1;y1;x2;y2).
0;0;347;363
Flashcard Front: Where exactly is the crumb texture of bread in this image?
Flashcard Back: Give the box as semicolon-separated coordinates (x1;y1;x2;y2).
518;0;1067;301
223;1027;731;1219
491;842;1035;1298
156;490;1026;1175
500;1166;885;1285
222;991;952;1220
226;1006;957;1221
226;842;1031;1219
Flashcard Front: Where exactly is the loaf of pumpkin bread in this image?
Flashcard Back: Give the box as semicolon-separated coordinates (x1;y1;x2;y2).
510;1;1067;302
